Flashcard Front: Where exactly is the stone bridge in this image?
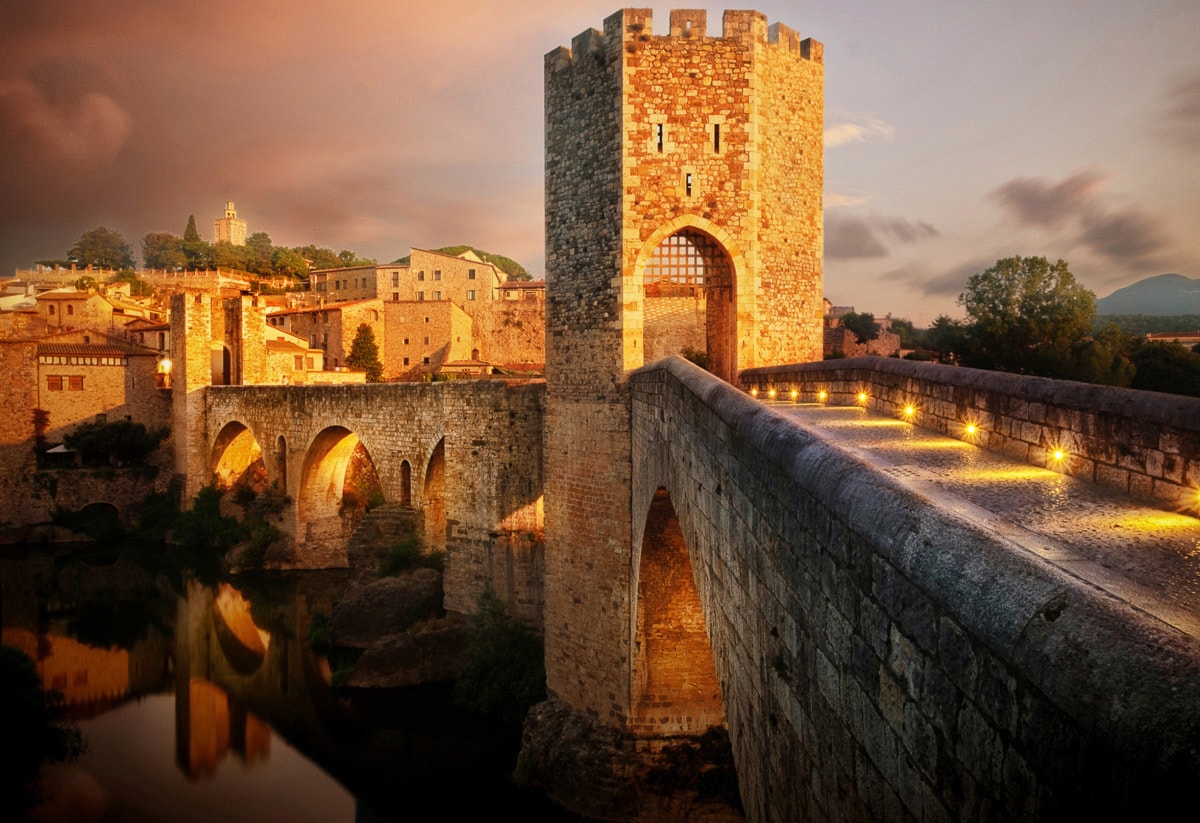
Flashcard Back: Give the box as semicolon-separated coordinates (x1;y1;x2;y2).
200;381;545;618
194;355;1200;820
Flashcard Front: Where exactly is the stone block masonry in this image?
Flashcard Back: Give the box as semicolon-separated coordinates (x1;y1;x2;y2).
626;357;1200;821
741;356;1200;509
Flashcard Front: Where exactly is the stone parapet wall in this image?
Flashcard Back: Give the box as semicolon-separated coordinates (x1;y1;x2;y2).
741;356;1200;509
628;356;1200;821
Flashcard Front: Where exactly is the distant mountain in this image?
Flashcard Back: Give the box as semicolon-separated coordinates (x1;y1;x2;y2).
1097;273;1200;315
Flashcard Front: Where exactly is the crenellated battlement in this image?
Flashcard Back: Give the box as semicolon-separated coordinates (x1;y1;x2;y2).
546;7;823;70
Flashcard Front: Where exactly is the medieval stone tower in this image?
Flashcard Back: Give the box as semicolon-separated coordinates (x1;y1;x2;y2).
542;6;824;747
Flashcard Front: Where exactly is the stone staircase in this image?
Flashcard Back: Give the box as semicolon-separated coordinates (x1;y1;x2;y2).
346;504;423;580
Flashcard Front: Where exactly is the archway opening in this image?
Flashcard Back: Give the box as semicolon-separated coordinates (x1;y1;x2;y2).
423;439;446;553
643;228;735;382
400;460;412;507
275;436;287;494
211;422;265;493
211;344;232;386
632;487;725;738
298;427;382;537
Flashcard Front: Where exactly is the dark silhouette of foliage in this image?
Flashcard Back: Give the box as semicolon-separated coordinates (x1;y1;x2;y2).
454;586;546;728
64;420;168;466
1129;341;1200;397
182;215;212;268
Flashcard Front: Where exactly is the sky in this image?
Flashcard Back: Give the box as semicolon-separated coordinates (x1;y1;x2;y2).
1;0;1196;325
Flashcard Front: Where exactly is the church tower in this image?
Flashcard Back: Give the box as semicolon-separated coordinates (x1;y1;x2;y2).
214;200;248;246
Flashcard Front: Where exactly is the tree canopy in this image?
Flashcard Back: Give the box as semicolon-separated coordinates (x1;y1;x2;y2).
344;323;383;382
142;232;186;270
958;256;1095;376
182;215;210;268
841;311;881;345
68;226;134;269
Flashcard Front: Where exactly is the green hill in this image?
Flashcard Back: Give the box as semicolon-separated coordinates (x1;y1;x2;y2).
1097;273;1200;315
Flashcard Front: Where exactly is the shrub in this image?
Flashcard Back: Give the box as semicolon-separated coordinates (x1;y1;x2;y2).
454;586;545;728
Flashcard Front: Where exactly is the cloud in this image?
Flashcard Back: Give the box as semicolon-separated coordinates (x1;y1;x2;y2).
989;168;1172;267
885;258;994;298
1158;69;1200;148
989;169;1106;230
825;214;938;260
824;116;894;148
0;78;132;167
1078;207;1170;268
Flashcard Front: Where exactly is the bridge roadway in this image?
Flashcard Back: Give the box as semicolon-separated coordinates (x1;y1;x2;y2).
765;399;1200;641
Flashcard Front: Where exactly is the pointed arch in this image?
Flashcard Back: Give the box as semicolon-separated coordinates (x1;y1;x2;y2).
628;215;752;383
630;487;725;738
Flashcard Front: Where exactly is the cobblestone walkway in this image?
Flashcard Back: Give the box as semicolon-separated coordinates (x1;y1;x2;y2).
766;401;1200;639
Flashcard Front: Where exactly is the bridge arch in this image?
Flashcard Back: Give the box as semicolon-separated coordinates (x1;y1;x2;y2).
630;486;726;738
297;426;382;533
631;215;750;383
424;437;446;552
211;421;265;491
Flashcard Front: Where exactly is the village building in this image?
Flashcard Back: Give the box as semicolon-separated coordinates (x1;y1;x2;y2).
214;201;248;246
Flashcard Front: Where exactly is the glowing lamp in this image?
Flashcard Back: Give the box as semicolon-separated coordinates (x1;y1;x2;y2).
857;391;868;404
768;388;777;399
790;389;799;401
818;390;828;402
158;358;172;374
965;423;977;436
1052;449;1065;461
903;404;915;418
750;388;759;397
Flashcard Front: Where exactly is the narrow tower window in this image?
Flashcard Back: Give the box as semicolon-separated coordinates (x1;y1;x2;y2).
657;123;664;153
685;173;693;197
713;123;720;153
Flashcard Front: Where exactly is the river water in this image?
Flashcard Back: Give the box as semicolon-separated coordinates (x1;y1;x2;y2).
1;542;580;821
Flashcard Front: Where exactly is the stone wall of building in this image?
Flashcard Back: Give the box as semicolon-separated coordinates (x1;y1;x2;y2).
741;356;1200;509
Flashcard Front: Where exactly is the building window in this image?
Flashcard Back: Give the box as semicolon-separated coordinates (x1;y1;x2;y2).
68;376;83;391
424;316;430;323
403;337;409;345
418;271;425;281
47;376;63;391
468;269;476;280
433;291;441;300
392;271;400;286
423;336;430;345
685;172;693;197
423;357;430;365
294;355;304;370
392;292;399;301
713;123;721;153
49;305;55;315
418;291;425;301
467;289;476;301
656;122;664;152
67;305;74;316
433;270;441;281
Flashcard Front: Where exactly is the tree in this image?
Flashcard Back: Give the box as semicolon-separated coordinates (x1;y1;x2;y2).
68;226;134;269
182;215;211;268
344;323;383;382
958;256;1095;376
73;275;99;291
109;270;153;297
926;315;968;363
245;231;274;275
841;311;881;345
271;247;308;279
1070;324;1135;387
142;232;186;270
1129;341;1200;398
211;240;250;271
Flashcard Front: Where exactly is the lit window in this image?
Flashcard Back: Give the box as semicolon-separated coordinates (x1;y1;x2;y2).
434;291;441;300
467;290;476;301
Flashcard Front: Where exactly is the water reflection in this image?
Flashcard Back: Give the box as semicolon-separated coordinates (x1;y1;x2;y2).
1;544;578;821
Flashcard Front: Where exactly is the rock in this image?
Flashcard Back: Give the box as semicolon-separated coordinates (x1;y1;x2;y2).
329;568;442;648
345;614;469;687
